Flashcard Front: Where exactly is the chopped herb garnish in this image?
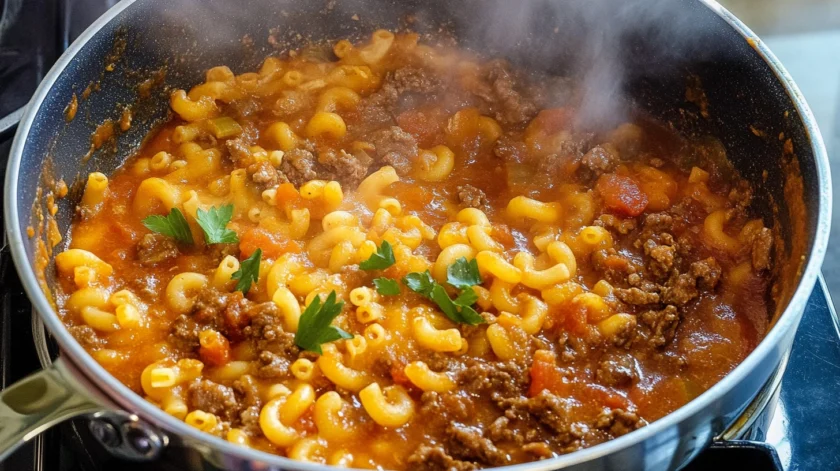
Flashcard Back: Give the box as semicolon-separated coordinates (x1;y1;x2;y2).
142;208;193;244
195;204;239;244
231;248;261;294
447;257;482;289
403;268;484;326
453;286;478;307
374;277;400;296
402;270;436;297
294;290;353;354
430;284;484;325
359;240;395;271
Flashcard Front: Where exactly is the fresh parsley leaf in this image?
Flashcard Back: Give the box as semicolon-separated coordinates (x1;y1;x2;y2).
374;277;400;296
294;290;353;354
429;284;484;325
196;204;239;244
359;240;395;271
453;286;478;307
402;270;435;297
455;303;485;325
404;270;484;325
447;257;482;289
142;208;193;244
231;248;261;294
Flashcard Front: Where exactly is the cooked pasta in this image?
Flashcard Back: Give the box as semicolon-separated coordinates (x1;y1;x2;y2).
52;31;773;470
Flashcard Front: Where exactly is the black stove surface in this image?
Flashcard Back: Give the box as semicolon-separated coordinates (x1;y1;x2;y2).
1;1;839;470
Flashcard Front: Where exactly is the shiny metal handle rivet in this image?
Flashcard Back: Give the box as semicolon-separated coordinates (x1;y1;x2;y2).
88;411;167;462
88;419;121;448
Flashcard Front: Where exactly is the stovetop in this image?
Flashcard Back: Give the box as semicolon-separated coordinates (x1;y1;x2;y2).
1;1;839;470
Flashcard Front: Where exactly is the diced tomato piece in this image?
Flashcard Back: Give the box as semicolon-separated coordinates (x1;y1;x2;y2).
198;330;231;367
596;174;649;217
273;182;330;220
563;304;589;335
529;351;568;397
274;182;300;207
239;226;302;259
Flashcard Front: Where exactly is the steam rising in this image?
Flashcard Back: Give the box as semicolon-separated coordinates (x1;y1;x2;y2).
156;0;726;131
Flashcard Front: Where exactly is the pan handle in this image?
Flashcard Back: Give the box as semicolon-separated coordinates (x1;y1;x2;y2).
0;357;103;462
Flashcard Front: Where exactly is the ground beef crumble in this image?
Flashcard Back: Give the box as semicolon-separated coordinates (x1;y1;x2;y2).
368;126;418;175
280;148;319;186
187;379;240;422
136;233;179;267
447;424;509;466
580;144;619;177
639;305;680;347
596;214;637;235
407;445;478;471
457;184;488;209
595;408;646;436
596;353;637;387
751;227;773;271
470;59;538;126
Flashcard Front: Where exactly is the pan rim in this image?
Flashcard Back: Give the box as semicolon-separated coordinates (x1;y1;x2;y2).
3;0;831;469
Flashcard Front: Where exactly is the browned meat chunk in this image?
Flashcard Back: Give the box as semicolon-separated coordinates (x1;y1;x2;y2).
244;308;300;364
187;379;240;422
191;287;231;329
535;134;594;176
447;423;509;466
369;126;418;175
233;375;262;434
640;305;680;347
419;391;472;429
493;134;528;163
642;213;674;234
407;445;478;471
390;66;442;95
280;148;318;186
170;314;201;352
351;67;442;135
495;390;582;442
581;145;618;176
247;160;280;190
661;273;699;306
256;350;291;379
522;442;554;459
457;184;487;209
615;287;660;306
317;148;372;187
596;353;637;387
471;60;538;126
136;233;179;267
690;257;722;290
488;416;525;445
751;227;773;271
643;238;677;279
225;138;253;167
460;359;529;399
596;214;637;235
595;408;646;436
